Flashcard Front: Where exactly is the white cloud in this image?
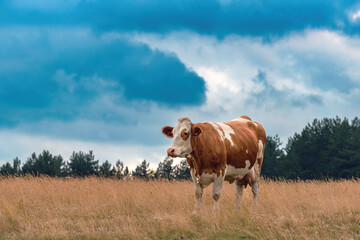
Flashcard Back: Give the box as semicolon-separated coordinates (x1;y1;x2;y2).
126;29;360;140
131;29;360;91
352;10;360;21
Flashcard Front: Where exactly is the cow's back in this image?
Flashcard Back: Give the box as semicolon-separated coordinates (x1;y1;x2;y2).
225;116;266;170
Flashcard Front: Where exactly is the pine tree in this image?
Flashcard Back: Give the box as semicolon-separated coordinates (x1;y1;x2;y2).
155;156;174;180
99;160;115;177
21;151;64;176
173;159;191;180
22;153;37;175
132;160;154;180
0;162;13;176
115;160;130;179
68;151;99;177
261;135;285;179
13;157;21;175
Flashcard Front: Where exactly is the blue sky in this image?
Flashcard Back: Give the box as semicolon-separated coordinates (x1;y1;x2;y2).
1;0;360;169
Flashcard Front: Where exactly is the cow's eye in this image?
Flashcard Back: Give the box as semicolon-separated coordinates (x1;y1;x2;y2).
184;132;189;136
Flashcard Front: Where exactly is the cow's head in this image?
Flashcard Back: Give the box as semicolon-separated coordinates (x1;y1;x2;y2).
162;117;202;158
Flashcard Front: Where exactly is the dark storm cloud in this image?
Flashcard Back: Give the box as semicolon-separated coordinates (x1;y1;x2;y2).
1;0;360;37
0;28;206;127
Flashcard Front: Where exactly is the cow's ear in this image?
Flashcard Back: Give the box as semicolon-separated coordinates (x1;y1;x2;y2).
162;126;174;138
192;126;202;136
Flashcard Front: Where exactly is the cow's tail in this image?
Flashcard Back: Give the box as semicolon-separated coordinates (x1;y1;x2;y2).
255;124;266;176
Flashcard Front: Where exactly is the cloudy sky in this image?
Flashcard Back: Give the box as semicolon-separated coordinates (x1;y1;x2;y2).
1;0;360;169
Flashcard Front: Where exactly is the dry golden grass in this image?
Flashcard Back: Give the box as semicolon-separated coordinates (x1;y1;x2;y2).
0;177;359;240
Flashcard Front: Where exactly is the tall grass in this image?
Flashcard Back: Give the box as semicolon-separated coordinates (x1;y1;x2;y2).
0;177;359;239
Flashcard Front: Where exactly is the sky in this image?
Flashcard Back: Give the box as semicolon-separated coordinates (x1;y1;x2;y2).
1;0;360;170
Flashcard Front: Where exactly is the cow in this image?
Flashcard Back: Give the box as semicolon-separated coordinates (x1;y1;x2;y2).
161;116;266;213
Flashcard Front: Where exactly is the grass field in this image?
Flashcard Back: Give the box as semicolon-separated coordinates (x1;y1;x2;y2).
0;177;359;240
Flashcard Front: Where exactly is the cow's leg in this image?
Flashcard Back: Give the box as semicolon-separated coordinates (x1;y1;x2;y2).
251;162;261;207
251;180;259;207
191;170;203;214
212;173;225;211
253;139;264;208
234;180;244;210
193;184;203;214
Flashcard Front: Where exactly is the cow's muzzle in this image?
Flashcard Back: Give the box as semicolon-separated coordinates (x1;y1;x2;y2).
167;148;175;157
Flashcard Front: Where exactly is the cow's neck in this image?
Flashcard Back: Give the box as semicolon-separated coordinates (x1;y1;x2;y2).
189;135;204;177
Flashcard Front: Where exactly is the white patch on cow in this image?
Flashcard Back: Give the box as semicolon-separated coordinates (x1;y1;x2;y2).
232;117;251;123
199;172;215;188
246;149;249;154
206;121;235;146
248;166;255;176
206;121;223;140
257;140;264;160
169;117;193;157
218;123;235;146
253;161;260;178
190;169;195;180
226;160;251;180
190;169;199;185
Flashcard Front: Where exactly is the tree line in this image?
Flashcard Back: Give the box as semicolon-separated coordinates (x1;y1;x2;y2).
1;117;359;180
262;117;359;179
0;150;190;180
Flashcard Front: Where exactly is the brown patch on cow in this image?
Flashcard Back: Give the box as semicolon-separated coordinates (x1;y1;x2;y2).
190;122;227;177
186;155;195;169
246;121;257;131
161;126;174;138
180;129;190;141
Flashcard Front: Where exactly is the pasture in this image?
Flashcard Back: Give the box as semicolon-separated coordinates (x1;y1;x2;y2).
0;177;359;239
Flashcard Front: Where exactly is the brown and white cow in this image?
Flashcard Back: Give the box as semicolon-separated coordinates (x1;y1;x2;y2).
162;116;266;213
